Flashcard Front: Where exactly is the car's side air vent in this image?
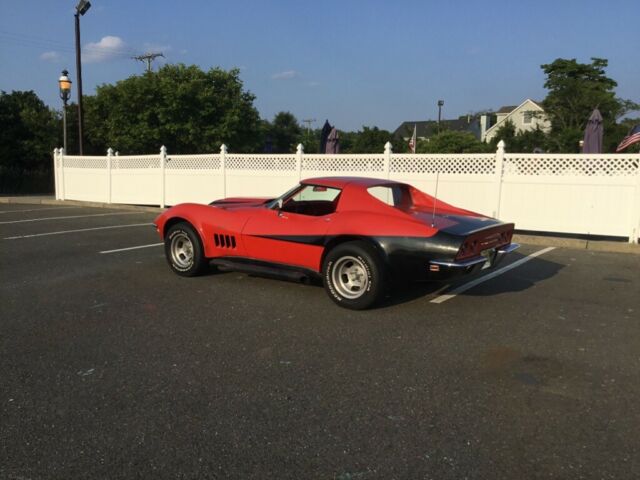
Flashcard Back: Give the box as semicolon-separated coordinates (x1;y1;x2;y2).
214;233;237;249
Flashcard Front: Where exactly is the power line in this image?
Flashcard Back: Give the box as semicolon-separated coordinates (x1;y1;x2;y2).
0;29;142;59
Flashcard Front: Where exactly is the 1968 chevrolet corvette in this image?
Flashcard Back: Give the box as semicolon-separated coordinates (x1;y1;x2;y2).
154;177;518;309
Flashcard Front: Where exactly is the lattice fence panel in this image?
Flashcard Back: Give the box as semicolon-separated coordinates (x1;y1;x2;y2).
226;154;297;171
391;154;495;175
302;155;385;172
63;156;107;169
166;154;221;170
112;155;160;169
504;154;640;177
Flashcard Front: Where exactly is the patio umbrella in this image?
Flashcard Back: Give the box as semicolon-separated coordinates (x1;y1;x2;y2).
320;120;332;153
325;127;340;154
582;108;603;153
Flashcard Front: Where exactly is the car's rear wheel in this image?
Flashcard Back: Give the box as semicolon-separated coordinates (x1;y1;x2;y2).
322;241;385;310
164;222;208;276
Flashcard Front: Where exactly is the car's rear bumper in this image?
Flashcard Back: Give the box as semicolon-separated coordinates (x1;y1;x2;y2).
427;243;520;280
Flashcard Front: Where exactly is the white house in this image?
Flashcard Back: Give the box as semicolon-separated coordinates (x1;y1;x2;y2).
482;99;551;142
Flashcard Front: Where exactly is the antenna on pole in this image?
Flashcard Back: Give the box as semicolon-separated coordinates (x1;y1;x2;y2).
431;171;440;228
132;52;165;73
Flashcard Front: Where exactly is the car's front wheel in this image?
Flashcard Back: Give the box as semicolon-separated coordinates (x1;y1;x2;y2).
322;241;385;310
164;222;208;276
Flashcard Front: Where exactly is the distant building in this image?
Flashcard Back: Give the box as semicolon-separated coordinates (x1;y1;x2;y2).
395;98;551;146
482;99;551;142
394;115;482;142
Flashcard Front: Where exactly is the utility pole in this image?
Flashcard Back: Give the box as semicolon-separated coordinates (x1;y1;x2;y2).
302;118;316;133
132;52;165;73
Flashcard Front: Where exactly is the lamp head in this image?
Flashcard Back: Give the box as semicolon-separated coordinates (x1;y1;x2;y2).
59;70;72;100
76;0;91;15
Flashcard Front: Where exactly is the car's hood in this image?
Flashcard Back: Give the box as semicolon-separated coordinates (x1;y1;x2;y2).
209;197;271;208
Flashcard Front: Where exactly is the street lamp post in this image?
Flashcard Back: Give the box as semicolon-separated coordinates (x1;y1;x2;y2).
74;0;91;155
437;100;444;132
58;70;72;152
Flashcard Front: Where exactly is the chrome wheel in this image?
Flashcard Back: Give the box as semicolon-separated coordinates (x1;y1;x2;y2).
170;232;194;269
331;255;369;299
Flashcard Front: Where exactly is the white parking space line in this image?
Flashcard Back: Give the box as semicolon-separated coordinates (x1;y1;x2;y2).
0;212;140;225
100;243;163;254
0;206;79;214
430;247;556;304
3;223;152;240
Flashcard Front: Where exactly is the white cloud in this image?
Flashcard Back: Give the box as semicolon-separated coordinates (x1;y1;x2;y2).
40;51;60;62
83;36;128;63
272;70;299;80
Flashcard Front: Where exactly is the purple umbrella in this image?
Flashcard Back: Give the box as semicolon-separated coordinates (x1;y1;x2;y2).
325;127;340;154
582;108;603;154
319;120;332;154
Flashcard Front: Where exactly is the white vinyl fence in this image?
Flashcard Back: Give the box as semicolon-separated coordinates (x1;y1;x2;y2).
53;142;640;243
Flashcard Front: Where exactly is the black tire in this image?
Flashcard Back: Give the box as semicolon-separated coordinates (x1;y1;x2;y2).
164;222;208;277
322;241;385;310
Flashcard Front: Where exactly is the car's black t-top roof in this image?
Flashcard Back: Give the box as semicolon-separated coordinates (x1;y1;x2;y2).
301;176;401;189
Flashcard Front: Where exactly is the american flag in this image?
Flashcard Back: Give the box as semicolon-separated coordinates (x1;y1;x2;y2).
616;124;640;152
408;124;417;153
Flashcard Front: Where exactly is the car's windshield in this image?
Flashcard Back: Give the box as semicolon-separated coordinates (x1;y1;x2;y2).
265;184;304;209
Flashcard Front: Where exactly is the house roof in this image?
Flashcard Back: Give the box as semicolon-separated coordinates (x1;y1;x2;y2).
496;100;543;115
394;116;481;139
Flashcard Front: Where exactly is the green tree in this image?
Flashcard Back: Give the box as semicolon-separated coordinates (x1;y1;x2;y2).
267;111;302;153
489;120;548;152
85;64;261;154
349;126;394;153
0;90;58;193
541;57;638;152
416;130;491;153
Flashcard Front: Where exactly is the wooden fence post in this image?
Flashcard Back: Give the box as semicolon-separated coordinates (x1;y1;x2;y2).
106;148;113;204
296;143;304;180
160;145;167;208
494;140;505;218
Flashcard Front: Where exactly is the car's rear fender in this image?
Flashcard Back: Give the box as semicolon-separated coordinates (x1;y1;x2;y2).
321;235;390;271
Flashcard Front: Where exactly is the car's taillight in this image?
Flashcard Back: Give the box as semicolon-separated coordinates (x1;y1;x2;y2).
455;227;514;261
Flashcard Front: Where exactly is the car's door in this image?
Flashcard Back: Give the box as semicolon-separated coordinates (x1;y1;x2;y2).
241;185;341;271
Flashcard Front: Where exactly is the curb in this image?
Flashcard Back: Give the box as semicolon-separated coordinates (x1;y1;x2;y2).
512;234;640;255
2;196;639;255
0;196;165;214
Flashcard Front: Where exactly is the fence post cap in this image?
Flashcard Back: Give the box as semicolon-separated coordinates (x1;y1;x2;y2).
220;144;228;154
497;140;506;152
160;145;167;154
60;147;65;155
384;141;393;153
296;143;304;154
107;147;114;155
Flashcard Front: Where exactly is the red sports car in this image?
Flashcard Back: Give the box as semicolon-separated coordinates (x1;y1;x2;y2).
154;177;518;309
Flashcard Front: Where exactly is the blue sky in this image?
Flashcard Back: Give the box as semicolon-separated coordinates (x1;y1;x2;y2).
1;0;638;132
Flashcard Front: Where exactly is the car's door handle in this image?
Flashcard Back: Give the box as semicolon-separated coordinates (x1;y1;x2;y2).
277;211;288;219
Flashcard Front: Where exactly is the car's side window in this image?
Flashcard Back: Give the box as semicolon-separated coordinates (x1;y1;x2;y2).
368;185;413;209
282;185;341;216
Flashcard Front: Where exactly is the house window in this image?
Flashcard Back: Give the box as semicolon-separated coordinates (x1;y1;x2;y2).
523;112;533;124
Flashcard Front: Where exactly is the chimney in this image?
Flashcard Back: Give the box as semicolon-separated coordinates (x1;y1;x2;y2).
480;115;490;142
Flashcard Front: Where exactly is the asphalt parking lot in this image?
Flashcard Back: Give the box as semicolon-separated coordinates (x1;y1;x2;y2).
1;203;639;480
